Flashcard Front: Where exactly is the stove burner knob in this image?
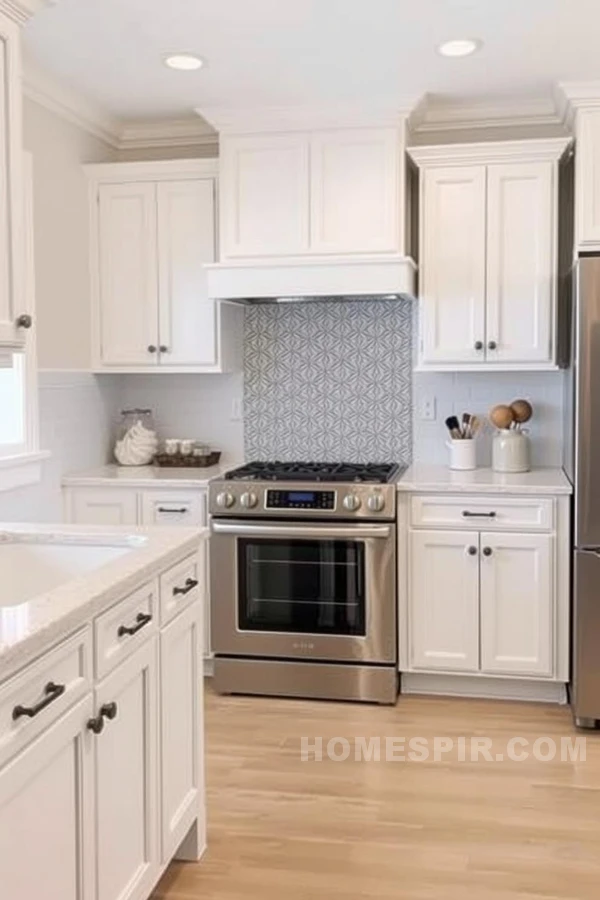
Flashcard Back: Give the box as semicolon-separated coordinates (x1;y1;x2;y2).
216;491;235;509
240;491;258;509
367;494;385;513
343;494;362;512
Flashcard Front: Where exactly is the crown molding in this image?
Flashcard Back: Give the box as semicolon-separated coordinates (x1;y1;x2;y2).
409;92;566;135
0;0;52;25
556;82;600;132
408;136;572;167
119;117;217;151
196;103;416;134
23;54;121;147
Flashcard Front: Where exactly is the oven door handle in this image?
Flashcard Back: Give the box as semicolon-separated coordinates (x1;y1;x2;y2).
211;521;393;540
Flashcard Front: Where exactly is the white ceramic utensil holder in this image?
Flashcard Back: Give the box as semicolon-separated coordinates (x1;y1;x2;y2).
447;439;476;471
492;429;531;473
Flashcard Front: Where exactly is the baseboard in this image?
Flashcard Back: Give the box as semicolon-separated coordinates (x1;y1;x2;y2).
401;672;568;704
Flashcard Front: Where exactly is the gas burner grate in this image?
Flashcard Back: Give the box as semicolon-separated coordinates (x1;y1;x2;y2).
223;461;402;484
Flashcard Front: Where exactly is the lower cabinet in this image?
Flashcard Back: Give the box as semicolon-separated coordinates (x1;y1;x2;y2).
409;520;556;678
479;532;553;676
93;639;159;900
0;558;205;900
160;602;204;862
65;484;212;661
410;530;480;672
0;696;94;900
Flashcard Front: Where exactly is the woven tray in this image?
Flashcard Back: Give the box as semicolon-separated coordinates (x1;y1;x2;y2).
155;451;221;468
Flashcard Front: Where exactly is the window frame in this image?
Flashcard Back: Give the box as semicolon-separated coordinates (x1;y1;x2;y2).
0;152;49;493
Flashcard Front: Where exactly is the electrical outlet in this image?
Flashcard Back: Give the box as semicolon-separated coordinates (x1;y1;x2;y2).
231;397;243;421
419;395;436;421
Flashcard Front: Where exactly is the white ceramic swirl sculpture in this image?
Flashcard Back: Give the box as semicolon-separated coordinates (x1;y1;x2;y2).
114;420;159;466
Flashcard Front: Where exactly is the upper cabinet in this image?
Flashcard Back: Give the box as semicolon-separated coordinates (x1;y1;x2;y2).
219;126;406;259
86;160;243;374
574;108;600;249
409;139;570;371
0;3;41;350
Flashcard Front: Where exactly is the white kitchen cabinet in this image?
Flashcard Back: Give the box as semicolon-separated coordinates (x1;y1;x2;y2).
156;180;218;367
160;601;204;862
87;160;242;373
410;530;480;672
141;490;206;527
486;163;553;363
419;166;486;364
575;108;600;249
97;183;159;367
310;129;399;253
404;490;569;690
93;638;159;900
69;488;138;526
66;483;212;661
0;695;94;900
219;126;408;260
480;532;553;676
220;133;310;257
409;140;568;370
0;9;27;350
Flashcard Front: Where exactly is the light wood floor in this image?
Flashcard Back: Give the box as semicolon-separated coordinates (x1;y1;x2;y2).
153;688;600;900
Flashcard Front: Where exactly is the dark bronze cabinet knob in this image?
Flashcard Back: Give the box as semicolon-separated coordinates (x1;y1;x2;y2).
87;714;105;735
16;313;32;329
467;546;478;556
159;345;168;353
488;340;497;350
100;702;118;721
474;340;483;351
147;345;157;353
483;546;493;557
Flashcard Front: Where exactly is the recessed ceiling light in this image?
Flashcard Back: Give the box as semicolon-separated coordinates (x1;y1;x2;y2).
437;38;482;58
163;53;204;71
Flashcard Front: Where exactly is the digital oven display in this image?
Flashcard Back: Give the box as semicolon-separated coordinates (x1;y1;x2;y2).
266;490;336;510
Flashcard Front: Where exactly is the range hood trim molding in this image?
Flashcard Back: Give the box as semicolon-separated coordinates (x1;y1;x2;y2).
205;254;417;302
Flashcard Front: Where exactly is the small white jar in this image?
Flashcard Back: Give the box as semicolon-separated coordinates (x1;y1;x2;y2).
492;429;531;473
447;439;476;471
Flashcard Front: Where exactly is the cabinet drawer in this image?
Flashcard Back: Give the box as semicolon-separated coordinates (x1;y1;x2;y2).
0;627;91;768
141;490;206;527
410;495;554;532
95;580;158;678
159;554;202;626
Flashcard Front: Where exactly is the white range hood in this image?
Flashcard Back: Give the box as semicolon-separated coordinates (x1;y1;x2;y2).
205;254;417;302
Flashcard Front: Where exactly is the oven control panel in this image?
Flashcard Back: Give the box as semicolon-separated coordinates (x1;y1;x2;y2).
266;490;336;511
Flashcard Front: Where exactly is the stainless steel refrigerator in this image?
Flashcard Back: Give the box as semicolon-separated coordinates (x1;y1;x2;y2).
567;254;600;727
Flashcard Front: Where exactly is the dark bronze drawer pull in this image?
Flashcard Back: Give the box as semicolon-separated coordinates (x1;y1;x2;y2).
462;511;497;518
118;612;152;638
173;577;199;597
157;507;188;514
13;681;66;720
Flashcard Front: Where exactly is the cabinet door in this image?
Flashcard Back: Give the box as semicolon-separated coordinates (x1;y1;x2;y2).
486;163;554;363
576;109;600;248
0;696;94;900
220;134;310;257
140;489;205;528
160;602;204;862
310;129;398;253
410;530;480;671
0;12;25;349
97;183;159;366
420;166;486;364
69;489;138;526
157;180;217;367
480;532;553;677
93;638;159;900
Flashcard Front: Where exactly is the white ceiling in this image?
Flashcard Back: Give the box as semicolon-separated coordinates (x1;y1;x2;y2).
23;0;600;122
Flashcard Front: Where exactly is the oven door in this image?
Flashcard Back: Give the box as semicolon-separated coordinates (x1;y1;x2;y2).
211;520;396;664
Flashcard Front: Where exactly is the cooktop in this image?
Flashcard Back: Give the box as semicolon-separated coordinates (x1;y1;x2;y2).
223;461;402;484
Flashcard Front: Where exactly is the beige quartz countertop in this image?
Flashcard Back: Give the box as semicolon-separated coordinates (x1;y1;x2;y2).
396;464;572;495
62;462;241;489
0;522;208;682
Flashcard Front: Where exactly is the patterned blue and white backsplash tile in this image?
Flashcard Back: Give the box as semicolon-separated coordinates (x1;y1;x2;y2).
244;298;413;463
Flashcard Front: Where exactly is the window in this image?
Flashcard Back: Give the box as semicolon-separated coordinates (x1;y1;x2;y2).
0;352;26;455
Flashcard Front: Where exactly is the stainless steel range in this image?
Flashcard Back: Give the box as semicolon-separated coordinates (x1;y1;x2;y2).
209;461;403;705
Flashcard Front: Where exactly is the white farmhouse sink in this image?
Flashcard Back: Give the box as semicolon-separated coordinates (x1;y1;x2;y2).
0;535;145;608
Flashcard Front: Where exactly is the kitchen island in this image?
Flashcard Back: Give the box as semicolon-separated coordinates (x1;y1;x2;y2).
0;523;207;900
